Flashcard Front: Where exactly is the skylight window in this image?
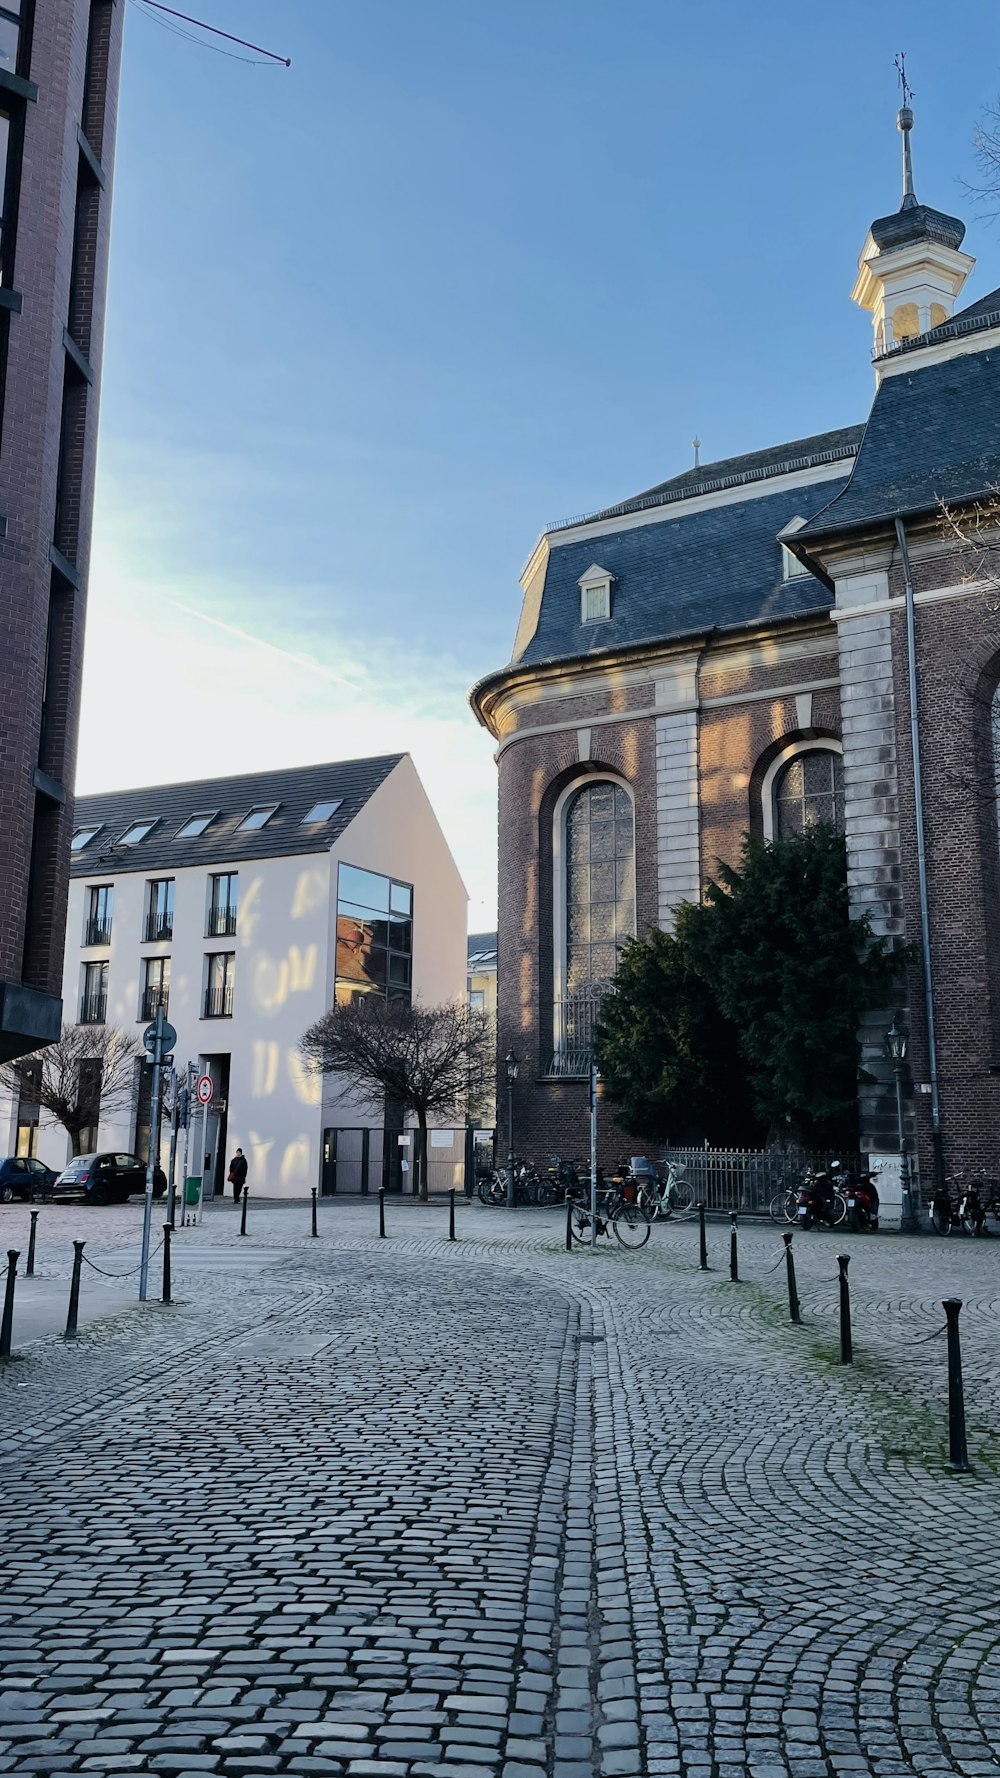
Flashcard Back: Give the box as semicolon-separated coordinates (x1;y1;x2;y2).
176;811;217;839
237;804;279;833
71;825;101;851
118;820;156;846
302;799;343;825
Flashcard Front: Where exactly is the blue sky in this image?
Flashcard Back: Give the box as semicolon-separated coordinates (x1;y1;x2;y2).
82;0;1000;927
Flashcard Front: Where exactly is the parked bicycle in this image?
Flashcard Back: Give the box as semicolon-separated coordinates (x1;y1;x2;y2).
566;1179;651;1248
929;1174;990;1236
628;1157;695;1221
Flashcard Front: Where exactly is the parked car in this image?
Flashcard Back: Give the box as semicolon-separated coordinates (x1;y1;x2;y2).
52;1153;166;1205
0;1155;59;1204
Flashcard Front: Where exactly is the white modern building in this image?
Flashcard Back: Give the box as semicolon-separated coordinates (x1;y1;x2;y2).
0;755;468;1198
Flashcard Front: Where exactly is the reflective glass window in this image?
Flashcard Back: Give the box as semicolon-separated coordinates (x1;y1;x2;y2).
773;751;844;840
564;782;635;996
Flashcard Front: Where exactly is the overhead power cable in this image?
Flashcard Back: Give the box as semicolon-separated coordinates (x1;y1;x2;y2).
131;0;291;65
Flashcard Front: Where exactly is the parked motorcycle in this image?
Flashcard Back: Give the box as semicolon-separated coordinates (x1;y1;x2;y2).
796;1163;848;1230
846;1163;882;1232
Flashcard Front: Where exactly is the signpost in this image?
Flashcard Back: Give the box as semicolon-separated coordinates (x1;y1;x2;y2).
183;1074;214;1228
139;1007;177;1302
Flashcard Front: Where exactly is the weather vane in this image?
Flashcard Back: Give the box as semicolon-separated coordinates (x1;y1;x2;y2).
894;52;913;110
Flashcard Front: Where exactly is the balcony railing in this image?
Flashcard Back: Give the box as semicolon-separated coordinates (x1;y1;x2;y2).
80;993;107;1025
144;914;173;943
544;983;611;1079
203;983;234;1019
207;906;238;937
141;987;169;1021
84;920;112;947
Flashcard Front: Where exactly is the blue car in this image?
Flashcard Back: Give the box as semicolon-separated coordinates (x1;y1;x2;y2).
0;1155;58;1204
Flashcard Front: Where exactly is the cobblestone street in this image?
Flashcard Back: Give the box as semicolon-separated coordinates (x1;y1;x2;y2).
1;1200;999;1778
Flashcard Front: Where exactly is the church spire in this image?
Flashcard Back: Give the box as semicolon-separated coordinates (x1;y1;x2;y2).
895;53;917;209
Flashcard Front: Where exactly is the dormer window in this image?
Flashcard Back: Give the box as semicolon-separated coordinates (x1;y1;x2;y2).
118;820;157;846
778;517;809;580
579;564;613;624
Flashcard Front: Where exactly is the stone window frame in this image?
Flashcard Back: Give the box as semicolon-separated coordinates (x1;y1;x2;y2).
760;737;844;842
551;770;637;1018
578;564;614;626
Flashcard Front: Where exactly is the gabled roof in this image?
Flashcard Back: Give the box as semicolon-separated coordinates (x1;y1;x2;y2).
797;348;1000;543
468;932;498;970
71;756;404;876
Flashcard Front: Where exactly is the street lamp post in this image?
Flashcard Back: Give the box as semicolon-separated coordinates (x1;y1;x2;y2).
505;1049;519;1210
885;1019;918;1234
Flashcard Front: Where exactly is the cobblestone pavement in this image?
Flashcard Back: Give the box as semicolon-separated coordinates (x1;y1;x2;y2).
1;1198;999;1778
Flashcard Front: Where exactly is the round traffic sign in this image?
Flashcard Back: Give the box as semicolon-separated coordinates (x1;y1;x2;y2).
196;1075;214;1106
143;1019;177;1054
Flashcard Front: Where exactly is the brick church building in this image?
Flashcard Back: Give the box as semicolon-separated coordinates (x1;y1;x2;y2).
471;100;1000;1209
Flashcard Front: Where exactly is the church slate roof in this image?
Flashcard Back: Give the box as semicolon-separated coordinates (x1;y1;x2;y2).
796;347;1000;543
581;425;864;523
513;470;856;670
869;201;966;253
70;755;404;876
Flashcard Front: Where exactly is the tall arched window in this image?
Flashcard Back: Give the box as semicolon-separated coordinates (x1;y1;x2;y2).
565;780;635;994
772;748;844;840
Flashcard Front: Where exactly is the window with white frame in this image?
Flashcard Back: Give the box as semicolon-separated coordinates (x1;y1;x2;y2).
779;516;810;580
578;564;613;624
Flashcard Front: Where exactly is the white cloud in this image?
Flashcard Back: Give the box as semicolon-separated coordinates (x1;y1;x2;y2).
81;454;499;929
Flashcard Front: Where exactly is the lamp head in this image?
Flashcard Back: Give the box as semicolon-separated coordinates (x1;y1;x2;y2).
884;1019;908;1064
504;1048;520;1084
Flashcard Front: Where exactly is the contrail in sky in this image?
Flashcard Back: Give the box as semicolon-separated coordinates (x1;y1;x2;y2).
162;595;362;690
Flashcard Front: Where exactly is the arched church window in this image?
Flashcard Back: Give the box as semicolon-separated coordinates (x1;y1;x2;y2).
565;780;635;995
773;748;844;840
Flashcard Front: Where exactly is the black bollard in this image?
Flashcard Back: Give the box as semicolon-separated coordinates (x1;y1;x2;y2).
698;1202;708;1271
239;1189;249;1237
837;1253;853;1364
729;1213;739;1283
943;1298;971;1472
565;1194;573;1252
0;1249;18;1361
448;1189;456;1241
26;1210;38;1278
783;1231;801;1324
310;1187;318;1239
378;1187;386;1238
64;1240;85;1341
162;1223;172;1305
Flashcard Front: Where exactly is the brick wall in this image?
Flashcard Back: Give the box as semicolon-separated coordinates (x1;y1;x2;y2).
0;0;124;1047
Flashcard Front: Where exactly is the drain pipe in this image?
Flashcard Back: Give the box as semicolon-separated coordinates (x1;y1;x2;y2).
894;515;945;1188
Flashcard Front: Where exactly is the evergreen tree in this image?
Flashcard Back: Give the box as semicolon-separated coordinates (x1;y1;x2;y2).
685;825;905;1148
593;923;763;1146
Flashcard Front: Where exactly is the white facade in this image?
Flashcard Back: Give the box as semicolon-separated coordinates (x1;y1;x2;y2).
0;757;468;1197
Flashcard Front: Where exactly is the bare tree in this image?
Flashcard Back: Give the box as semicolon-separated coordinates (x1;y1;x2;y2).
300;999;494;1201
0;1024;143;1157
967;103;1000;220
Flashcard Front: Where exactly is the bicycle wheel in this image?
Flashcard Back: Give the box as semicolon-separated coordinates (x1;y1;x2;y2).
613;1202;651;1248
477;1175;497;1206
831;1191;848;1227
535;1179;557;1208
569;1200;593;1244
769;1188;796;1224
669;1178;695;1212
636;1184;658;1221
489;1173;509;1207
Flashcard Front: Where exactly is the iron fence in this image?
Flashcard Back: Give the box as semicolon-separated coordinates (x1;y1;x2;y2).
658;1146;858;1215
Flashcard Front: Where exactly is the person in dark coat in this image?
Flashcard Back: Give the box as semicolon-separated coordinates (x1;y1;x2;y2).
228;1148;248;1204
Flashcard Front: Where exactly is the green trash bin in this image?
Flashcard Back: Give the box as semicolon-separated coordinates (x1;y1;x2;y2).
184;1177;201;1206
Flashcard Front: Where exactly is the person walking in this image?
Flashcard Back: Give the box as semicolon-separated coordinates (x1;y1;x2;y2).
228;1147;248;1206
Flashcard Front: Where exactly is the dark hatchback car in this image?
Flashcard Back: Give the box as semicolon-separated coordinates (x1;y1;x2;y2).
52;1153;166;1205
0;1155;59;1204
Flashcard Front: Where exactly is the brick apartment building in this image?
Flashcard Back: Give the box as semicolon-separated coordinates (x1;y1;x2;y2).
0;1;124;1062
471;102;1000;1210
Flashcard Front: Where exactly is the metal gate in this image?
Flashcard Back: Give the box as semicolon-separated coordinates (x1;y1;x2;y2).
321;1127;404;1195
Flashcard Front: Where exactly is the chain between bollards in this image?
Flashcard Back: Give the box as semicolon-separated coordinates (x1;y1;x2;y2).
698;1202;708;1271
943;1297;971;1472
837;1253;852;1364
64;1240;85;1341
161;1223;172;1305
310;1187;318;1239
26;1210;38;1278
378;1186;386;1238
239;1188;249;1237
729;1213;739;1282
782;1231;801;1324
448;1189;456;1241
0;1249;18;1361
